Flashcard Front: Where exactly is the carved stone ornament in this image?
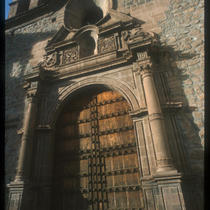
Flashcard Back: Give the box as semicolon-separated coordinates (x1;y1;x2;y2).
122;26;158;45
139;61;152;78
98;36;116;54
62;46;79;64
26;89;38;102
137;51;150;61
138;51;152;72
121;31;129;41
133;51;152;76
23;81;30;90
41;52;58;69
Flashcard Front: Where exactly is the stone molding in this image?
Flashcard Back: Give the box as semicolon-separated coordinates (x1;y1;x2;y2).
6;4;187;210
35;124;52;132
129;108;148;120
37;10;158;79
47;76;141;128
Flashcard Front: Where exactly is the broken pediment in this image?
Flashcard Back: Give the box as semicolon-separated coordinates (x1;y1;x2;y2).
40;2;158;72
96;9;144;30
46;8;145;49
64;0;111;29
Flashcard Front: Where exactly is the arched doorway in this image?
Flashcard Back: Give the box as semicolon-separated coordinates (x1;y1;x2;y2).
51;87;144;210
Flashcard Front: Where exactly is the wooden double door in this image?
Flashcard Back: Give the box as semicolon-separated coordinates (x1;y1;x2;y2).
52;89;144;210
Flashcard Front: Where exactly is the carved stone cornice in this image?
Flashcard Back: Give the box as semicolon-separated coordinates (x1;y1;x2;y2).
38;51;129;80
36;14;158;80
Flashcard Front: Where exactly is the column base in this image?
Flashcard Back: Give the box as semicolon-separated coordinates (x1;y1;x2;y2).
7;180;31;210
142;172;186;210
156;166;178;175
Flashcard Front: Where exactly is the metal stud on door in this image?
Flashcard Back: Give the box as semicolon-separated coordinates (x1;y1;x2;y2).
52;90;144;210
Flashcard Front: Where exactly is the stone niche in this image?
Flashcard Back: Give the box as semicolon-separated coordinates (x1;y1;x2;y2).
63;0;112;58
73;26;99;57
64;0;111;29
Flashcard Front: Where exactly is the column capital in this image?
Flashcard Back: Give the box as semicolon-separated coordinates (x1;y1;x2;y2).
139;61;153;78
133;50;153;77
23;80;39;102
133;60;153;78
26;89;38;103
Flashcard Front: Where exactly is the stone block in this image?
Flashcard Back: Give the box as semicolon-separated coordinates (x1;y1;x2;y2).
29;0;39;10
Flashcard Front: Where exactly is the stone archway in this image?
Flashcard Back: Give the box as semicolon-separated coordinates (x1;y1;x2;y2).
51;86;144;210
48;77;140;129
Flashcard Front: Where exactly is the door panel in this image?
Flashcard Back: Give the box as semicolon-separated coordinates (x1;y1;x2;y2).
52;90;144;210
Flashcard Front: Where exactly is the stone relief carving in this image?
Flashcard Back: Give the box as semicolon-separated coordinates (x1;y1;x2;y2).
62;46;79;64
137;51;150;61
98;36;116;54
38;26;157;71
41;52;58;68
40;45;79;69
121;26;158;44
133;51;152;75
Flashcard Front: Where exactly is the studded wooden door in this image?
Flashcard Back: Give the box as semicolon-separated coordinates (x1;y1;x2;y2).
52;90;144;210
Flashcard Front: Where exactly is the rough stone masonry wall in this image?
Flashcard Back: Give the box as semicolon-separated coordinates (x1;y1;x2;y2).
5;0;204;206
158;0;204;175
5;8;64;186
118;0;204;176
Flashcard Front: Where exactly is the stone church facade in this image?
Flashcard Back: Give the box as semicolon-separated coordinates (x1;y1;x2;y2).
5;0;204;209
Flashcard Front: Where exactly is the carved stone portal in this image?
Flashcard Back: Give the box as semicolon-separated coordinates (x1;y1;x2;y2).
7;4;187;210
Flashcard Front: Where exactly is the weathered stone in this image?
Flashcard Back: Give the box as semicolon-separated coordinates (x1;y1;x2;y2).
5;0;204;209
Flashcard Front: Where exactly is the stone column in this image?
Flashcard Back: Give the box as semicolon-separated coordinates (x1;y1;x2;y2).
15;94;37;181
134;51;186;209
137;52;176;174
7;83;38;210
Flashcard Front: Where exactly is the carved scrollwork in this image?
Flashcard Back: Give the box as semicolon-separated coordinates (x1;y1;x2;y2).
63;46;79;64
121;30;129;41
121;26;158;46
131;27;157;41
139;62;153;78
41;52;58;68
130;27;146;38
98;36;116;54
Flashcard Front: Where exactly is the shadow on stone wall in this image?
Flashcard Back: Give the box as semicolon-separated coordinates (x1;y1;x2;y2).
150;44;204;210
5;30;57;208
5;30;57;124
5;31;204;209
112;0;118;9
